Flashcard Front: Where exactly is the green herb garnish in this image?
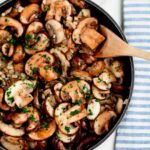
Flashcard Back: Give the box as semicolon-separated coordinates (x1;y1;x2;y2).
70;110;80;116
65;126;71;133
75;77;80;83
5;18;9;22
7;97;14;103
75;99;81;105
26;83;34;88
29;115;36;122
1;56;6;61
88;109;93;116
44;6;50;12
42;122;48;129
44;66;48;71
25;34;34;40
22;107;30;113
33;67;38;74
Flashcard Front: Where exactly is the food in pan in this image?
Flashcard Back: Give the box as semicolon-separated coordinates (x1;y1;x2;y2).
0;0;124;149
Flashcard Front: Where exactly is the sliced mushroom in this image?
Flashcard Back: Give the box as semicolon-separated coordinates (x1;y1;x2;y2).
25;52;56;81
61;81;83;103
70;0;86;8
44;95;57;117
51;48;70;77
11;113;28;125
2;43;14;57
0;30;11;46
56;130;76;143
55;104;87;135
39;64;58;81
0;17;24;37
5;80;36;108
13;63;24;73
45;0;72;21
0;120;25;137
115;97;123;114
92;85;110;100
72;17;98;44
33;89;40;109
87;99;100;120
0;87;4;103
54;82;63;103
94;111;117;135
110;60;124;78
20;4;40;24
45;19;65;44
71;70;92;81
87;61;105;76
28;120;56;140
0;136;26;150
13;45;25;63
25;33;49;55
26;106;40;131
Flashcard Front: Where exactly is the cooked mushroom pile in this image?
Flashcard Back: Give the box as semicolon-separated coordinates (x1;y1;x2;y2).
0;0;125;150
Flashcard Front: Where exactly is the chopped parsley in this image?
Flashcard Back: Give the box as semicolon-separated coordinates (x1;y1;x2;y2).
98;78;102;83
1;56;6;61
6;90;11;97
9;37;16;44
7;97;14;103
70;110;80;116
54;68;61;76
5;18;9;22
32;47;37;51
35;36;40;42
82;84;87;92
86;94;93;101
75;99;81;105
75;77;80;83
88;109;93;116
25;34;34;40
44;66;48;71
65;126;70;133
22;107;30;113
26;83;34;88
33;67;38;74
29;115;36;122
44;6;50;12
95;99;100;102
42;122;48;129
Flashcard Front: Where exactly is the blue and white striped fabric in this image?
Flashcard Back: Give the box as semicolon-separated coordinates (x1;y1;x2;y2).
115;0;150;150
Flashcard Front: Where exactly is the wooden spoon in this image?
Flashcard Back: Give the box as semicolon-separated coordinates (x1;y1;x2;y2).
95;25;150;60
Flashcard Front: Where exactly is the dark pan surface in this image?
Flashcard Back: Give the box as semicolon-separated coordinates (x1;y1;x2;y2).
0;0;134;149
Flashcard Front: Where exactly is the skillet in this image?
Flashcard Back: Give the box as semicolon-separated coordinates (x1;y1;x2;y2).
0;0;134;149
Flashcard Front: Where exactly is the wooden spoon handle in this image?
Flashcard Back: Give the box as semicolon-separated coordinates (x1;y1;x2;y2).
124;45;150;60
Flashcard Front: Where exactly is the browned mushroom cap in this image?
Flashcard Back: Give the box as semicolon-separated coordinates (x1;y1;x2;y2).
25;33;49;55
11;113;28;125
26;106;40;132
56;130;76;143
28;120;56;140
45;19;65;44
72;17;98;44
0;87;10;111
115;97;123;114
0;135;27;150
2;43;14;57
25;52;55;79
0;30;11;46
29;0;41;3
0;120;25;137
20;4;40;24
5;80;36;108
94;111;117;135
13;45;25;63
87;61;105;76
0;87;4;103
71;70;92;81
54;82;63;103
50;48;70;77
0;17;24;37
45;0;72;21
70;0;86;8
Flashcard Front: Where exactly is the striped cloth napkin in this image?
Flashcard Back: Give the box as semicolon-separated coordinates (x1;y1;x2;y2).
115;0;150;150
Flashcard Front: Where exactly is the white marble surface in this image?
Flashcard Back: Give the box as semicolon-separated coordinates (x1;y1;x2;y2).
91;0;122;150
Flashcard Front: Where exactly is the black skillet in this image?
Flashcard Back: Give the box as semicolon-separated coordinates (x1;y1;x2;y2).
0;0;134;149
